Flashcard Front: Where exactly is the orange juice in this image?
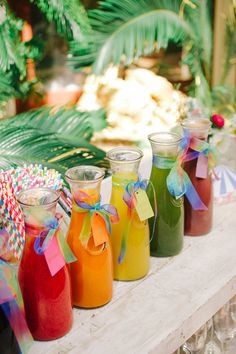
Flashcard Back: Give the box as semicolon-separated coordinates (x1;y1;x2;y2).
65;166;113;308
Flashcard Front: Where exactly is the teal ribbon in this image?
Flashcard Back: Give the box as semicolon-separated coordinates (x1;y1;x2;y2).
153;155;207;209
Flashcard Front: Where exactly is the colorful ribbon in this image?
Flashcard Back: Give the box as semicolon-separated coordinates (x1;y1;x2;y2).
186;137;218;172
153;148;207;211
0;260;32;354
119;177;157;264
33;216;76;268
73;195;119;250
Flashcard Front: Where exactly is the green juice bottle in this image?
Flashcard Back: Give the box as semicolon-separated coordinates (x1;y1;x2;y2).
147;132;184;257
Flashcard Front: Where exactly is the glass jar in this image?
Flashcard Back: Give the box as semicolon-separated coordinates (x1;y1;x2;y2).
0;300;21;354
65;166;113;308
181;119;213;235
107;148;150;281
148;132;184;257
18;188;73;340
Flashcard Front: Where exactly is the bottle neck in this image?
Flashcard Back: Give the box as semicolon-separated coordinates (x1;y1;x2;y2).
150;143;179;160
72;186;101;204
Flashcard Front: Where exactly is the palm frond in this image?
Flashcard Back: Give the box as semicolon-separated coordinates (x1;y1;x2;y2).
0;3;25;74
183;0;212;81
183;46;212;109
69;0;196;74
31;0;91;40
220;4;236;84
0;107;108;173
6;106;107;139
0;70;19;103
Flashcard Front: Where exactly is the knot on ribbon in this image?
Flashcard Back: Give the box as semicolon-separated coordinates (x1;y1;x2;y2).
188;137;218;171
33;216;76;268
34;217;59;256
74;195;119;250
153;144;207;211
123;177;147;209
119;177;157;264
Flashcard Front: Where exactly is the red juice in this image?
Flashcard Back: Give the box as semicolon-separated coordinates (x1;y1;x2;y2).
18;224;73;340
183;154;213;235
182;118;213;236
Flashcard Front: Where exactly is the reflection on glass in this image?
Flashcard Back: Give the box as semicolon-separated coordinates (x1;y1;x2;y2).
184;324;207;353
213;303;236;352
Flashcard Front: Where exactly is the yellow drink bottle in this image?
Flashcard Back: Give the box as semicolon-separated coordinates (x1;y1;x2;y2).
107;148;150;281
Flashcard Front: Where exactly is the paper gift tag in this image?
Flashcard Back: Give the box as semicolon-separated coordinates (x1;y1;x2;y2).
91;213;109;247
196;154;208;178
44;237;65;276
135;189;154;221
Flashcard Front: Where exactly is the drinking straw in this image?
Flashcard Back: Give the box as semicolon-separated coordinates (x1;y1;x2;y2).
0;172;25;259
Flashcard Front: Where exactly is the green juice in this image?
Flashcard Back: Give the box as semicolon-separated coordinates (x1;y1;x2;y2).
148;164;184;257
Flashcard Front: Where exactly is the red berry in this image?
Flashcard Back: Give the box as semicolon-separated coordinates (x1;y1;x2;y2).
211;114;225;128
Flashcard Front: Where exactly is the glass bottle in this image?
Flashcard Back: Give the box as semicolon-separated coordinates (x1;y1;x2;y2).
18;188;73;340
65;166;113;308
181;119;213;235
107;147;150;281
0;303;20;354
148;132;184;257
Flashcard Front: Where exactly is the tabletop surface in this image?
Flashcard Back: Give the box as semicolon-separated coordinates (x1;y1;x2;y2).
29;198;236;354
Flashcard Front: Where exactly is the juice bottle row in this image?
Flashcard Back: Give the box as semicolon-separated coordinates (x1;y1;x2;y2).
0;117;215;350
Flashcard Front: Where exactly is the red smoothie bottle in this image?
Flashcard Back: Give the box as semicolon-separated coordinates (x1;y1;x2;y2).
18;188;73;340
181;119;213;236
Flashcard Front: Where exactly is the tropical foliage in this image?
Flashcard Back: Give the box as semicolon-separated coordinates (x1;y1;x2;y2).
0;0;108;173
0;1;39;105
69;0;235;112
0;107;108;172
0;0;235;173
29;0;91;40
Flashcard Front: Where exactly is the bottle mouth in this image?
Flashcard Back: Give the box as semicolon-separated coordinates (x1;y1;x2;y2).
181;118;211;130
106;147;143;163
17;188;60;207
148;132;182;146
65;165;105;184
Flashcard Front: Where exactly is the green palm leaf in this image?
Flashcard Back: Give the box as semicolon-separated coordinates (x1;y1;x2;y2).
6;106;107;139
69;0;197;74
0;3;26;74
0;107;108;173
31;0;91;40
183;0;212;80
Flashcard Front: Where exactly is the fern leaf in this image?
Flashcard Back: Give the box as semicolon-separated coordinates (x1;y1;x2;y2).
6;106;107;139
0;3;26;74
0;107;108;172
183;0;212;81
69;0;196;74
31;0;91;40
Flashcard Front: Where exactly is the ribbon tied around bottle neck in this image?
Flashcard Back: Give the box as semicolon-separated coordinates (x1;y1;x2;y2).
119;176;157;264
0;260;33;354
184;137;218;178
32;215;76;276
153;136;208;210
73;195;119;252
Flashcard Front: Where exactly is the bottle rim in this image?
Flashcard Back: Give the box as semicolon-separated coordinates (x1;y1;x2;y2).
148;132;182;146
65;165;105;184
17;187;60;208
106;147;143;163
181;118;211;130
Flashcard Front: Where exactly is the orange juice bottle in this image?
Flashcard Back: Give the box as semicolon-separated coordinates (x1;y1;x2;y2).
65;166;113;308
